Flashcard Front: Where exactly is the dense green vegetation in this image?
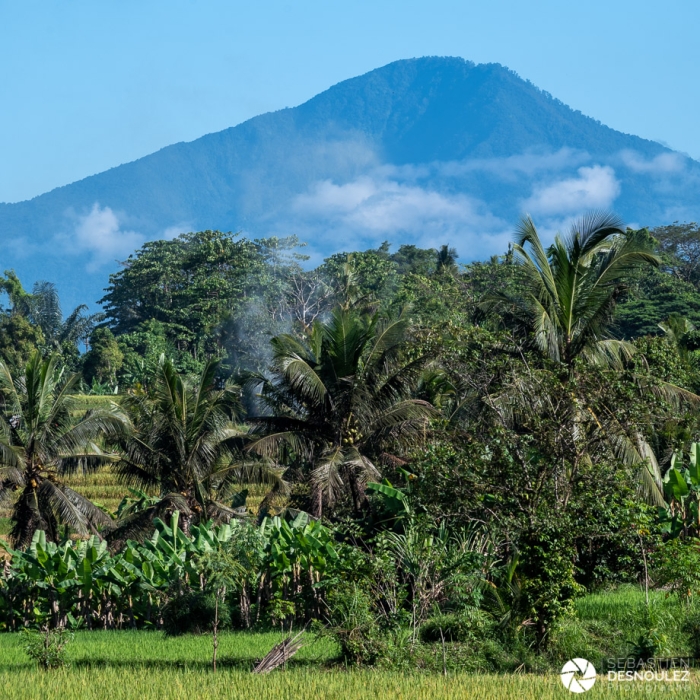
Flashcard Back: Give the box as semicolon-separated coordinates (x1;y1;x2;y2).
3;216;700;692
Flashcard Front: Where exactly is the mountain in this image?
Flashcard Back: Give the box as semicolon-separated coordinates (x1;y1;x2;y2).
2;56;699;310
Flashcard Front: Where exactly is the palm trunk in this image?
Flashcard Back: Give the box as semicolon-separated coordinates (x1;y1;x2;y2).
310;485;323;518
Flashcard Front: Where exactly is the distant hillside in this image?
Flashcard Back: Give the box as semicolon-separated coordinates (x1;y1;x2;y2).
2;56;699;309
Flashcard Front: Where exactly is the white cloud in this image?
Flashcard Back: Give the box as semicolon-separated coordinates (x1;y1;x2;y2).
437;148;590;180
522;165;621;216
71;203;144;272
619;150;685;174
290;174;510;259
365;149;590;187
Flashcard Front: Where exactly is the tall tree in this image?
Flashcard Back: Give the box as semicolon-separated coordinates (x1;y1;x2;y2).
483;214;659;369
100;230;266;356
435;245;459;275
653;221;700;285
0;352;127;547
481;213;689;506
82;328;124;390
247;308;435;517
0;271;32;316
29;280;102;353
111;356;283;539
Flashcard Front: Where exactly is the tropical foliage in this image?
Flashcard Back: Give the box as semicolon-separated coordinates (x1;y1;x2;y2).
0;512;362;632
109;356;284;541
4;213;700;672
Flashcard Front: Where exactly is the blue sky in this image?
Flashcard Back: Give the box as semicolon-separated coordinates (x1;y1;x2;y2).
0;0;697;204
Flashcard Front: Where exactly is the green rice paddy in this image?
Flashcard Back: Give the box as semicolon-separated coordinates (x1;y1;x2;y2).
0;630;697;699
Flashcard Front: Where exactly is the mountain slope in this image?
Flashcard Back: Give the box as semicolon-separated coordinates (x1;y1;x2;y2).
1;56;698;309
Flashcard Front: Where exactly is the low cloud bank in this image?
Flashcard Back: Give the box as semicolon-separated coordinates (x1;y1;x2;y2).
53;147;698;269
275;146;695;259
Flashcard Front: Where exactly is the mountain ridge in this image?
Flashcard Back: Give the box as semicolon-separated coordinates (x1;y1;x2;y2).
1;56;698;309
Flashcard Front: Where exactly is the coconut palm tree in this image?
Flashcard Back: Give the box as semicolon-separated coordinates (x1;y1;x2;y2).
110;356;284;540
435;245;459;275
482;213;659;370
247;308;435;518
0;351;128;547
482;213;698;505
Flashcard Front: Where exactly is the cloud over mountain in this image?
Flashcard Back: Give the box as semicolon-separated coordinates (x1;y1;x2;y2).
69;204;144;271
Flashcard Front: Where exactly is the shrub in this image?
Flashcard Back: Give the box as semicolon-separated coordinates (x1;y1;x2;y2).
546;616;617;666
682;608;700;659
22;626;74;670
162;592;231;636
653;538;700;604
517;524;584;645
322;583;384;665
419;608;494;644
626;602;670;664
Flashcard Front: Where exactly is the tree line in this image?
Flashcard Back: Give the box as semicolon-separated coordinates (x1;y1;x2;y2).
3;215;700;654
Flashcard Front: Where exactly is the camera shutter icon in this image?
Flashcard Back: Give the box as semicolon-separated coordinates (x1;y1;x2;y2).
560;658;597;693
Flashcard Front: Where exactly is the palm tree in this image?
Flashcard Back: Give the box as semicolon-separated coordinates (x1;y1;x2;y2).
247;308;435;518
483;213;659;369
29;280;102;352
0;352;128;547
110;356;283;539
435;245;459;275
482;213;698;505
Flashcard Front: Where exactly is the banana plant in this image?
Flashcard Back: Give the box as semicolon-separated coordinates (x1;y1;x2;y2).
659;442;700;538
0;510;347;630
367;467;419;528
263;512;339;578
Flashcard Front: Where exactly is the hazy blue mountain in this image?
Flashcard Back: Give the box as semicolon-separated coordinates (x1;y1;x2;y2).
2;56;699;309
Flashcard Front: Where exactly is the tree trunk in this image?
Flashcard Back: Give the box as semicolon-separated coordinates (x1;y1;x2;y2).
212;594;219;673
310;485;323;519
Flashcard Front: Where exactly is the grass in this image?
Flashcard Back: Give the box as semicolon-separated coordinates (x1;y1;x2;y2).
575;585;676;622
567;585;695;660
0;629;697;699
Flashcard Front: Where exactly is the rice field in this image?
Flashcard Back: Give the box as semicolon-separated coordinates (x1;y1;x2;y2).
62;469;132;514
0;395;286;531
0;401;696;698
0;450;284;531
0;630;697;700
59;469;280;515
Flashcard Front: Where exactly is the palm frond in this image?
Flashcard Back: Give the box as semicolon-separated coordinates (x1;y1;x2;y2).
106;492;190;545
310;447;346;507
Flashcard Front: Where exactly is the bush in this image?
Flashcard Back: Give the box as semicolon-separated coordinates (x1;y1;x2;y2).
682;608;700;659
547;616;618;666
653;538;700;604
517;524;584;645
419;608;494;643
22;626;74;670
322;583;384;665
162;592;231;635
